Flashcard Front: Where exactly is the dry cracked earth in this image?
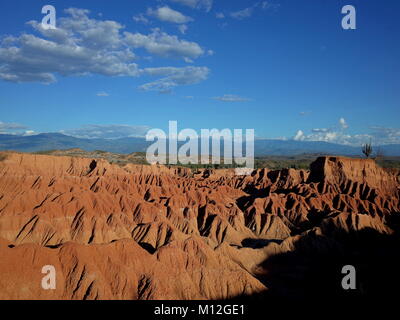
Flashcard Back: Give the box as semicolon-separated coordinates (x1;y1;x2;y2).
0;152;399;300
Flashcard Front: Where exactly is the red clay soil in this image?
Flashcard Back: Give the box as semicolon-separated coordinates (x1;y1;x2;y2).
0;152;399;299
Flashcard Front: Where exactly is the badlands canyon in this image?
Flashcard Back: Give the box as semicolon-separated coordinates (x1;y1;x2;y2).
0;152;399;300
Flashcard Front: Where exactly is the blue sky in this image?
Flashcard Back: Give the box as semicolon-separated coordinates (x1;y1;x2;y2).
0;0;399;145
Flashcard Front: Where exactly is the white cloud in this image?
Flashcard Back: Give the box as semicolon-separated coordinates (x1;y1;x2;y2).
147;6;193;24
368;127;400;145
311;128;329;133
262;1;281;11
293;118;351;144
96;92;109;97
140;66;209;93
0;8;210;91
292;118;400;146
0;121;33;135
133;13;149;24
213;94;251;102
231;7;254;20
230;1;279;20
61;124;151;139
294;128;349;144
178;24;189;34
216;13;225;19
23;130;37;136
124;28;204;61
339;117;348;129
169;0;213;12
0;9;139;83
293;130;305;141
0;121;28;131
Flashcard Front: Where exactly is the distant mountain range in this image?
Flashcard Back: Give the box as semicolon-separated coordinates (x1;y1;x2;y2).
1;132;399;156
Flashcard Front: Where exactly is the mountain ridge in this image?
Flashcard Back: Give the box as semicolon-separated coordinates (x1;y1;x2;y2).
1;132;400;156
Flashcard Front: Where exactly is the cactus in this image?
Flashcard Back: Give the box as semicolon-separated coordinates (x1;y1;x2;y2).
362;140;373;158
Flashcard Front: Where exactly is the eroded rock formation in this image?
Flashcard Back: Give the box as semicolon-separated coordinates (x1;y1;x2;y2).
0;153;399;299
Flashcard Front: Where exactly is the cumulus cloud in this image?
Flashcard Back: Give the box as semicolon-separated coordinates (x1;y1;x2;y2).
124;28;204;62
339;117;348;129
213;94;251;102
147;6;193;24
292;118;400;146
140;66;209;92
368;127;400;145
0;8;138;83
293;118;352;144
61;124;151;139
169;0;213;12
293;129;350;144
0;8;210;91
293;130;305;141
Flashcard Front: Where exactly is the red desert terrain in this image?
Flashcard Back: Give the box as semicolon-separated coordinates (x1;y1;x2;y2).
0;152;399;300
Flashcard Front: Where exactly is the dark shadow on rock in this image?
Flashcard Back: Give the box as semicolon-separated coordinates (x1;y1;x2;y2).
241;238;283;249
138;242;156;254
228;223;400;305
87;160;97;175
45;243;63;249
